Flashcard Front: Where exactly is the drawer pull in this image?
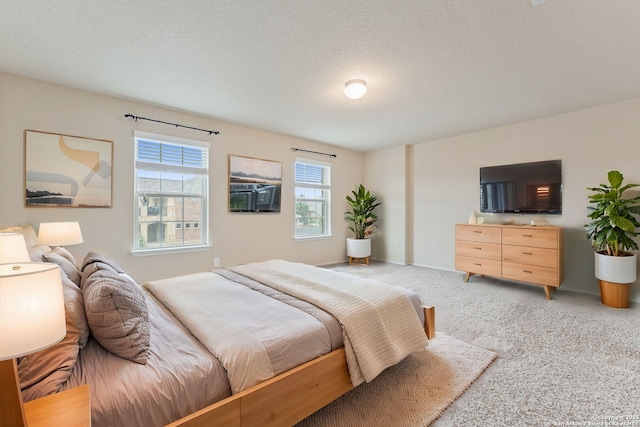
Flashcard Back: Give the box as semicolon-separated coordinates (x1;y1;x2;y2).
474;247;483;250
522;252;532;255
473;231;482;233
523;234;533;237
473;263;482;266
523;270;532;274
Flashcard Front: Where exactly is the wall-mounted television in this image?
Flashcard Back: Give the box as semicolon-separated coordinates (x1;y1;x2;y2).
480;159;562;214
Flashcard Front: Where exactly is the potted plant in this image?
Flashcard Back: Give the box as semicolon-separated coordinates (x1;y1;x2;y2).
585;170;640;308
345;184;381;264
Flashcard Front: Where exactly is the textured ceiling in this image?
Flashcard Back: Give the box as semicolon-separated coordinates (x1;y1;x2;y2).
1;1;640;152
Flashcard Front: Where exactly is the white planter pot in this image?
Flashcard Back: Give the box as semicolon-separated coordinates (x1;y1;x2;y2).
594;252;637;284
347;238;371;258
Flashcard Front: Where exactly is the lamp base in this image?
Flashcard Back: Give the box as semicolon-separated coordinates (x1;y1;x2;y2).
0;358;27;427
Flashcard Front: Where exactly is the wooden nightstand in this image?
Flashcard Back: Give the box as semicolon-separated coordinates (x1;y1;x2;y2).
24;384;91;427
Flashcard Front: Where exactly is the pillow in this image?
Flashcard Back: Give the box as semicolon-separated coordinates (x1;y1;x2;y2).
28;244;52;262
60;274;90;349
82;264;150;364
50;246;77;266
19;306;81;401
43;252;81;286
81;251;125;273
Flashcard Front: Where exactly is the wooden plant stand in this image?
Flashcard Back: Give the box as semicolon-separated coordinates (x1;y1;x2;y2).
349;256;369;265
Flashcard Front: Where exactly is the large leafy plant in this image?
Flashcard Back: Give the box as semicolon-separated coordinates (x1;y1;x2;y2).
345;184;381;239
585;170;640;256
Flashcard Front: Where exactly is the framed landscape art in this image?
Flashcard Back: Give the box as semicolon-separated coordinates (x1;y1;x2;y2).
24;130;113;207
228;155;282;213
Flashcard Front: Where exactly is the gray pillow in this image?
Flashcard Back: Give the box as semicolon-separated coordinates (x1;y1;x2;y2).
60;274;90;349
50;246;77;266
43;252;81;286
83;269;150;364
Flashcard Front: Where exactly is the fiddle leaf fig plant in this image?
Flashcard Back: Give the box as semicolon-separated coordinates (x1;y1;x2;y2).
585;170;640;256
345;184;381;239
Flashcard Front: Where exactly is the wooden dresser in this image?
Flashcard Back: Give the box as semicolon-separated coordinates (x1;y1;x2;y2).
455;223;564;299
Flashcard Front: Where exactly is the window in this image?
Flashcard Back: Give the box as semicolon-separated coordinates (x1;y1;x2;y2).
134;132;209;253
295;159;331;238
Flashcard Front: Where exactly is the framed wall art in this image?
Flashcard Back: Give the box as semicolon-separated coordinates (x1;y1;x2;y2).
229;155;282;213
24;130;113;207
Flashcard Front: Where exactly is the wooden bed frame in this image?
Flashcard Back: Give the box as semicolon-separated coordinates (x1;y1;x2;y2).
167;306;435;427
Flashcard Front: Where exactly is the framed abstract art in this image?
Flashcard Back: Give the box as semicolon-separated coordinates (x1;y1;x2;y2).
24;130;113;207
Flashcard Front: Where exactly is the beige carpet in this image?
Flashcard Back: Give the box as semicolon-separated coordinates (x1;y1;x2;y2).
295;334;497;427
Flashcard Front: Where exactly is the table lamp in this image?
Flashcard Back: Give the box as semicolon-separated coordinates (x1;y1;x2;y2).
0;233;65;427
0;233;30;263
36;222;83;247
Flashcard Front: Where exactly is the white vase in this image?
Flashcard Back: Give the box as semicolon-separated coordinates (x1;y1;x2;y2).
347;238;371;258
594;252;637;284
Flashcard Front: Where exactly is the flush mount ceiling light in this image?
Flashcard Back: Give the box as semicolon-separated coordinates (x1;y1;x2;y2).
344;79;367;100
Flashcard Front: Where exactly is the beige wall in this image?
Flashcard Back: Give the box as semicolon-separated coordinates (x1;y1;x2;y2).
0;73;364;283
369;97;640;302
5;71;639;302
364;145;411;264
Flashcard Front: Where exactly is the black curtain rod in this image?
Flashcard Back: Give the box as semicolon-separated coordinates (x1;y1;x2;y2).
124;114;219;135
291;147;337;158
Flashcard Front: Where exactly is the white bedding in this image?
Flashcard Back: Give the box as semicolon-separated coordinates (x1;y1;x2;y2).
144;271;335;393
228;260;429;386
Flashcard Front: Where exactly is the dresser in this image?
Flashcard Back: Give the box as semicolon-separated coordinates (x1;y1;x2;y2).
455;223;564;299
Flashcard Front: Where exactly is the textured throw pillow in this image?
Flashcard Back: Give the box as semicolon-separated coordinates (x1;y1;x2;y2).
83;268;150;364
43;252;81;286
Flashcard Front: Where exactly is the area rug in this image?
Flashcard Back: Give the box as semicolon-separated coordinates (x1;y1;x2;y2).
295;333;497;427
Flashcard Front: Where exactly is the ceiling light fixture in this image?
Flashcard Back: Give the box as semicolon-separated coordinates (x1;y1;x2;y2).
344;79;367;100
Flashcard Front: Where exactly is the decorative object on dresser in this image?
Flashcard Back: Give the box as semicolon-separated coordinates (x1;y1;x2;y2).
345;184;381;265
455;223;564;300
585;170;640;308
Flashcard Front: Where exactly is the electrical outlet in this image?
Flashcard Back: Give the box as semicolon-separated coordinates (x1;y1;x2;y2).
213;258;220;269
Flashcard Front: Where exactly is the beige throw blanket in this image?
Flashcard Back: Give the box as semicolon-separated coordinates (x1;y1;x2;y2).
228;260;428;386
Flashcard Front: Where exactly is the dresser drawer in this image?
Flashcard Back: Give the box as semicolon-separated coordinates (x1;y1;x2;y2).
502;228;558;249
502;245;558;268
455;256;502;277
456;241;501;261
456;225;501;244
502;262;560;287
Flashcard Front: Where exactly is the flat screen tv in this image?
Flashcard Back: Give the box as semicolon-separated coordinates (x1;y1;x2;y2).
480;160;562;214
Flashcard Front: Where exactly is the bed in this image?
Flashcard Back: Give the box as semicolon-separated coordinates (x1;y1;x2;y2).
6;224;435;427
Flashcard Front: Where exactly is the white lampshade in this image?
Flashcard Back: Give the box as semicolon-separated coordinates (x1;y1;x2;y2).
0;233;30;263
37;222;84;246
0;263;65;360
344;79;367;99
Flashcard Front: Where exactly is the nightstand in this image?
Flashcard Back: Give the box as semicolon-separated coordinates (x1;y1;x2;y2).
24;384;91;427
